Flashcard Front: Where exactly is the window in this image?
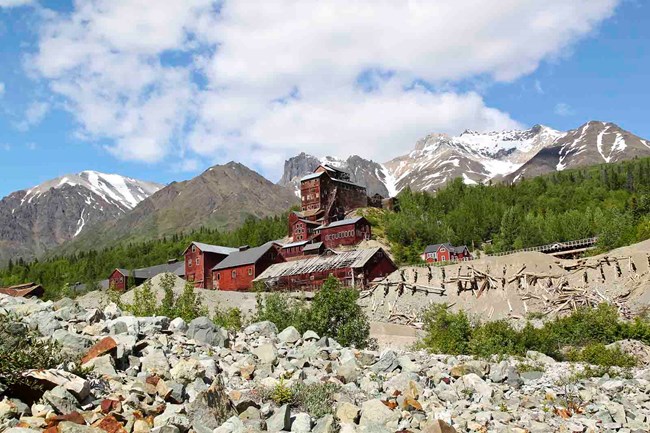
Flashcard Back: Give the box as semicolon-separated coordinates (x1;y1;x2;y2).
248;267;253;276
188;260;192;267
119;277;124;282
192;245;196;252
196;257;200;265
231;270;237;278
216;273;220;281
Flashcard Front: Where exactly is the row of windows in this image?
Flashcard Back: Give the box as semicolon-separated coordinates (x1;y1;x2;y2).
324;230;356;240
215;267;254;280
186;257;200;267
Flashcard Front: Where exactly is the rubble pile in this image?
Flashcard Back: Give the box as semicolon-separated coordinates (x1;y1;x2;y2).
2;294;650;433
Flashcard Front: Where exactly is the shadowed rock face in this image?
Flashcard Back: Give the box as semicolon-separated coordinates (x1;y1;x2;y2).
0;172;162;265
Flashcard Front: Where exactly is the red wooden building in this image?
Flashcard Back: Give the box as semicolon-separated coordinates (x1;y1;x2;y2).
254;247;397;291
316;216;371;249
184;242;238;289
212;242;285;291
288;212;321;242
108;260;185;292
421;243;471;263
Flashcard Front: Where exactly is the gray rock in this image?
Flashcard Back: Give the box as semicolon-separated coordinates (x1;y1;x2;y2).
312;414;335;433
42;386;79;414
359;399;399;427
82;355;117;378
278;326;301;344
244;321;278;337
525;350;555;364
267;404;291;432
336;359;359;383
460;373;492;400
187;317;228;347
141;349;171;377
336;402;360;424
104;303;122;319
169;318;188;333
291;412;312;433
303;330;320;341
109;316;140;335
251;343;278;365
370;350;399;374
170;358;206;384
154;404;191;432
489;361;510;383
51;329;91;355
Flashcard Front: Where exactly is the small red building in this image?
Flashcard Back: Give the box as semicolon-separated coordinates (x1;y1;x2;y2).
288;212;321;242
108;260;185;292
421;243;471;263
212;242;285;291
254;247;397;291
184;242;238;289
316;216;371;249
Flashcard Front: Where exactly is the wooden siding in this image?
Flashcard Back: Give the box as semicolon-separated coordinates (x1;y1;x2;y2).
320;220;371;249
184;245;229;289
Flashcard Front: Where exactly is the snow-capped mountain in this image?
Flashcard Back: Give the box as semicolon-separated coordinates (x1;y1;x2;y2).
280;121;650;195
0;171;162;264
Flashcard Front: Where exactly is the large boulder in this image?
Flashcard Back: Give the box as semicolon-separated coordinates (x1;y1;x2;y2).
187;317;228;347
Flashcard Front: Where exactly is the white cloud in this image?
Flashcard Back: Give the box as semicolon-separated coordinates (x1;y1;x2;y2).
554;102;575;116
16;101;49;131
0;0;33;7
29;0;620;176
534;80;544;95
0;82;5;97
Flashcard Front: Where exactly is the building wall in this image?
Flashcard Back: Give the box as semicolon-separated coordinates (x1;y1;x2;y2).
321;220;371;249
333;181;367;212
301;177;324;211
184;245;228;289
423;247;470;263
281;244;305;259
108;269;127;292
214;246;284;291
361;252;398;283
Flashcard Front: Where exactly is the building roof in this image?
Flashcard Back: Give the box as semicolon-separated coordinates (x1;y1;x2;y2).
254;247;391;281
303;242;323;252
0;282;44;298
281;240;309;249
300;171;325;182
212;241;279;271
315;216;365;230
113;261;185;280
424;243;468;254
184;241;239;256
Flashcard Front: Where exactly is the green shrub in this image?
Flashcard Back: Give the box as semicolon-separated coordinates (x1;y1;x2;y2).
213;307;244;331
545;303;621;347
420;304;472;355
292;382;340;418
255;276;371;348
469;320;523;358
566;343;637;368
0;315;66;392
269;378;294;405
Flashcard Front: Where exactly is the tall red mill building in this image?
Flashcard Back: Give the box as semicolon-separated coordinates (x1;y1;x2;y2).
288;164;370;244
212;242;284;291
184;242;238;289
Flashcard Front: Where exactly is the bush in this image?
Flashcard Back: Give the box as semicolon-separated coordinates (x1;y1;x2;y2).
468;320;523;358
213;307;244;331
420;304;472;355
255;276;371;348
566;343;637;368
0;315;66;392
292;382;340;418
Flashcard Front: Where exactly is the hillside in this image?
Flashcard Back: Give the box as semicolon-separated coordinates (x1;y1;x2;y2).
0;171;161;265
62;162;299;253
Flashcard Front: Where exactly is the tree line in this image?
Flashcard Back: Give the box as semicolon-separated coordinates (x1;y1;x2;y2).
382;157;650;264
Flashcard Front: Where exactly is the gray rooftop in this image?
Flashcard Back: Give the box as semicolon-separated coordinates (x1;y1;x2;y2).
315;216;364;230
300;171;325;182
115;261;185;279
188;242;239;255
281;240;309;249
213;241;279;271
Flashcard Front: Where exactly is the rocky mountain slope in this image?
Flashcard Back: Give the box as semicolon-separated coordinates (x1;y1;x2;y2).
280;121;650;194
2;292;650;433
0;171;161;264
505;121;650;182
63;162;299;252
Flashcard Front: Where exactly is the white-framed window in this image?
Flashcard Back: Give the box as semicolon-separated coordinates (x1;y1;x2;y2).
192;245;196;252
188;260;192;267
196;257;200;265
216;273;220;280
231;270;237;278
248;267;253;276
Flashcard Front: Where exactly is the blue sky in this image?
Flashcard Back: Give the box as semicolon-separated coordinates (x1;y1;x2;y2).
0;0;647;197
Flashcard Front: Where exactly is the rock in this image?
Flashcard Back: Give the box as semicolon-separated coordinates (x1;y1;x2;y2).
278;326;301;344
109;316;140;335
370;351;399;373
187;317;228;347
303;330;320;341
81;336;118;364
0;398;18;421
244;321;278;337
104;303;122;319
267;404;291;432
489;361;510;383
170;358;206;384
606;339;650;366
23;369;90;400
450;361;489;378
421;419;457;433
154;404;191;432
4;429;41;433
520;371;544;382
336;402;360;424
460;374;492;400
312;414;335;433
141;349;171;377
397;355;422;373
187;379;234;432
42;386;79;414
526;350;555;364
169;318;188;333
83;355;118;378
336;359;359;383
291;412;312;433
251;343;278;365
51;329;92;355
359;399;399;427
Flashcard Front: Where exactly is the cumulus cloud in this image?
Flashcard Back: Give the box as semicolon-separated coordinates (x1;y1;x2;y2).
16;101;49;131
29;0;620;176
0;0;34;7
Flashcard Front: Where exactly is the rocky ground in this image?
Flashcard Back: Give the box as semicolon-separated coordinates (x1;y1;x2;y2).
1;294;650;433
